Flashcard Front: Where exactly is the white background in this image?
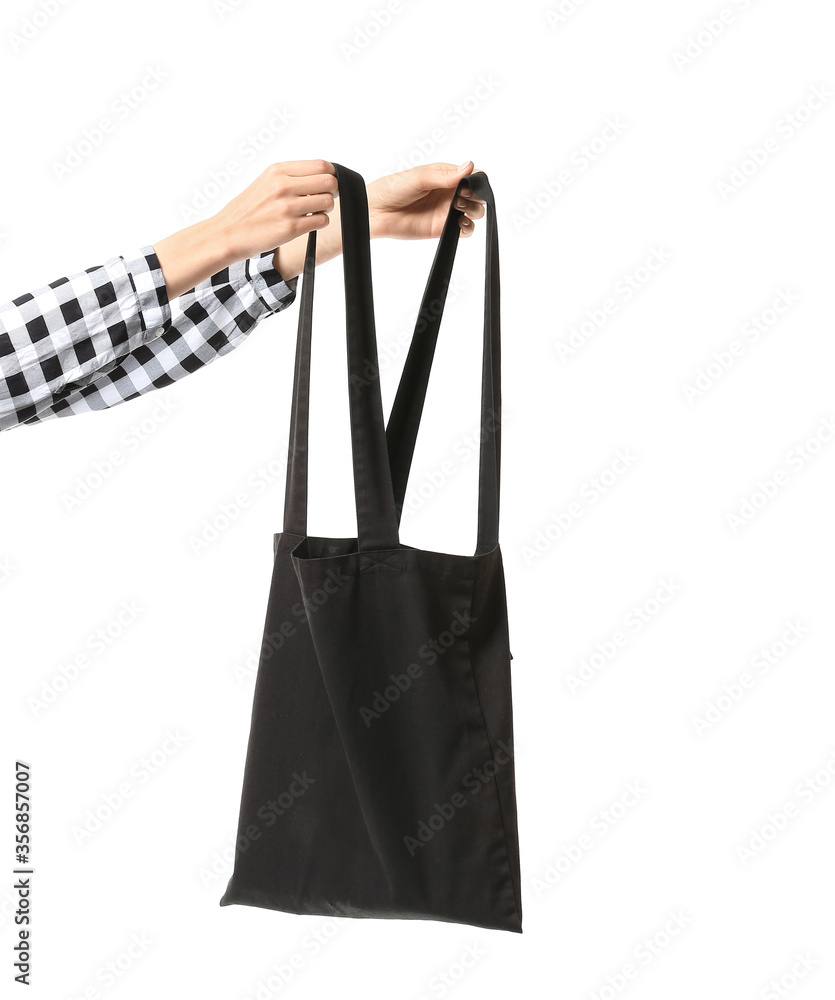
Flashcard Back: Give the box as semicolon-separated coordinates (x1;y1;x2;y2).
2;0;835;997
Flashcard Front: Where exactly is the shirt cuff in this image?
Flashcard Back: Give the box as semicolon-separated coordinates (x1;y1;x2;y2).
124;245;172;337
245;250;298;313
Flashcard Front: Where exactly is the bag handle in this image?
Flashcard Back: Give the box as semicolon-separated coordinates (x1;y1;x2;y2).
283;166;501;556
385;170;500;556
283;162;400;551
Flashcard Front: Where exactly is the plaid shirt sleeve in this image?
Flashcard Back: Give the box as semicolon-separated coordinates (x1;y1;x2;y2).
0;244;298;431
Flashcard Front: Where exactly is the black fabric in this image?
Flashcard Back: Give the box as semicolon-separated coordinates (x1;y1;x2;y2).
219;163;522;933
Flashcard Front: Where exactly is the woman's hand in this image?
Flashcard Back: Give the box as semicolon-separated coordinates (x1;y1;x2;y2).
153;159;337;299
212;159;337;262
270;160;486;282
153;158;486;299
367;160;486;240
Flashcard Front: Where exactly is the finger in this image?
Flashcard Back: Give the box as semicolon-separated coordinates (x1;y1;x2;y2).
458;216;474;235
278;159;336;177
290;191;336;216
285;172;339;197
404;162;470;193
457;188;486;203
454;197;485;219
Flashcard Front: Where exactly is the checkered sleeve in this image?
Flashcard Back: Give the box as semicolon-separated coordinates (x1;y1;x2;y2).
0;244;298;430
0;246;171;430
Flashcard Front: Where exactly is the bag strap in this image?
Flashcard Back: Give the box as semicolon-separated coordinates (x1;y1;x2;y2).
283;166;501;556
385;170;500;555
283;163;400;551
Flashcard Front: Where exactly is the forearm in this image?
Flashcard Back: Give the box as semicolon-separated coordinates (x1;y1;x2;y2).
153;207;344;297
154;181;390;295
0;246;171;431
17;249;297;428
152;216;237;300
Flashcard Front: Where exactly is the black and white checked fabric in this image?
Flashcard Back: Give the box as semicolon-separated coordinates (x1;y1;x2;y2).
0;245;298;431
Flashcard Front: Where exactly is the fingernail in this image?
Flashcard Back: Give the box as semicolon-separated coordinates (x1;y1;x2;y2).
457;160;471;172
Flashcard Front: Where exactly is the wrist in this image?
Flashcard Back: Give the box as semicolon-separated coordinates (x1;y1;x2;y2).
205;212;239;271
153;215;237;300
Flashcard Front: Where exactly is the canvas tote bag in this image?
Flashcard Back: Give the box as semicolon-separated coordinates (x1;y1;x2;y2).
219;163;522;933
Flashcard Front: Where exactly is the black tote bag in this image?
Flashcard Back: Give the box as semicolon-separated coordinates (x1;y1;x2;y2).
219;163;522;933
